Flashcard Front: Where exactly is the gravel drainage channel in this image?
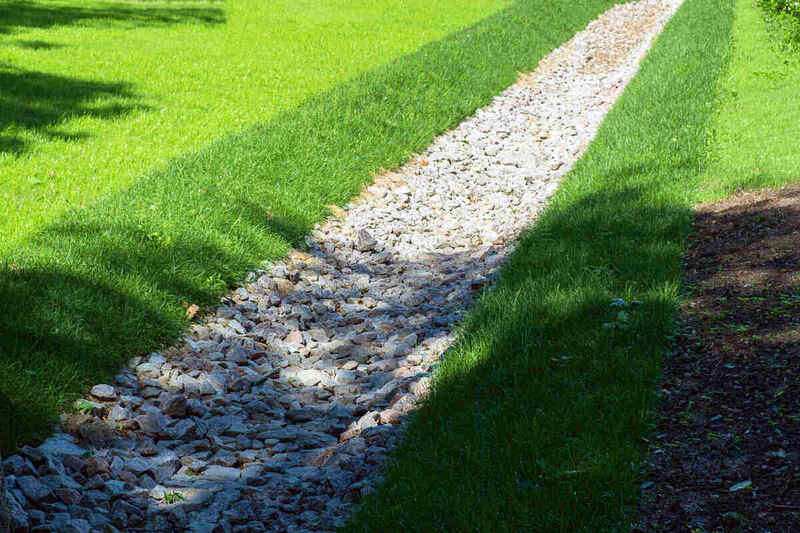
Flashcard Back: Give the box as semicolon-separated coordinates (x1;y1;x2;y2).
3;1;681;531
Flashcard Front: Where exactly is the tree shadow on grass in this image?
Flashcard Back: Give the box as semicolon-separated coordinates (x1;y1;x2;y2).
348;179;696;531
7;39;66;50
0;202;304;452
0;64;147;155
0;0;225;34
0;253;219;453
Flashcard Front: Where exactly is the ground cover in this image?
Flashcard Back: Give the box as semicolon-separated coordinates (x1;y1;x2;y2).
635;0;800;529
756;0;800;46
637;187;800;531
0;0;504;250
0;0;620;452
344;0;736;530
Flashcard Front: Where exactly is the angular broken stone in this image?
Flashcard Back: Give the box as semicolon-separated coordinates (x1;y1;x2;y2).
136;362;161;379
286;408;315;422
355;229;378;252
274;279;294;298
200;465;241;482
17;475;52;502
107;405;131;425
135;412;164;437
284;330;304;346
161;394;187;418
90;384;117;401
410;376;432;397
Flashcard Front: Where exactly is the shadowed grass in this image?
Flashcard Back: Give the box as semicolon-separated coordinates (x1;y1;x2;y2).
0;63;144;154
344;0;735;530
1;0;618;452
0;0;225;33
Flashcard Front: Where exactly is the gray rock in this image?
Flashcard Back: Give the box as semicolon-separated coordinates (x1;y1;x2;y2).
284;330;304;346
38;436;85;458
207;371;227;394
111;499;143;528
3;456;35;477
107;405;131;424
200;465;241;482
53;487;82;505
295;369;325;387
89;384;116;401
5;489;29;533
169;419;197;440
125;457;152;476
286;408;314;422
355;229;378;252
135;362;161;379
16;476;51;502
410;376;432;397
135;412;164;436
357;412;380;431
175;374;202;395
161;394;187;418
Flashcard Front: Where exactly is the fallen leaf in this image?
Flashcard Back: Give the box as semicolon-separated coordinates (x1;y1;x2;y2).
326;204;346;218
185;304;200;321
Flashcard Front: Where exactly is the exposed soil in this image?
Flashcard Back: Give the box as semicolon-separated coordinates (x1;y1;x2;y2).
637;187;800;532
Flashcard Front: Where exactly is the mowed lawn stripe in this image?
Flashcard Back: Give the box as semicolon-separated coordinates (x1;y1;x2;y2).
344;0;735;530
0;0;504;250
699;0;800;199
1;0;618;451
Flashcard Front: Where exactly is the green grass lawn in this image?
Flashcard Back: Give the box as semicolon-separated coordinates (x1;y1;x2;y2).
0;0;504;250
345;0;736;530
1;0;620;452
699;0;800;199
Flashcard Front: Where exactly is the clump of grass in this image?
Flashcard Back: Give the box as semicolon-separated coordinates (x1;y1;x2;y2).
755;0;800;47
344;0;735;530
74;399;95;415
164;491;185;505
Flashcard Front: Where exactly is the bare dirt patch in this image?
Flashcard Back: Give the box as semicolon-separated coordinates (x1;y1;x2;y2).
637;187;800;531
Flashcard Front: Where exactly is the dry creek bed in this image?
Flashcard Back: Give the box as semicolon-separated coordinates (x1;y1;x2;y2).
3;1;681;531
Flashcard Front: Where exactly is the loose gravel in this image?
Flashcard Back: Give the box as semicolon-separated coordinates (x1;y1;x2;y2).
4;1;681;531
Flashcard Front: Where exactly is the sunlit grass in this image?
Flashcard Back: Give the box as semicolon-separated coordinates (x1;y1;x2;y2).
0;0;504;249
699;0;800;198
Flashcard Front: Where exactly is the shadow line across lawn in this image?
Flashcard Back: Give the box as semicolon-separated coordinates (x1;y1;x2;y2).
0;0;620;453
0;0;225;34
0;64;146;154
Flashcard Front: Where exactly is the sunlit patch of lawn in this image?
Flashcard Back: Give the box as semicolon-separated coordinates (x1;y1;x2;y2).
0;0;504;250
699;0;800;198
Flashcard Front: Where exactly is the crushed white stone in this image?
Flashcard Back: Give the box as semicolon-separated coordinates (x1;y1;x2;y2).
4;1;682;531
